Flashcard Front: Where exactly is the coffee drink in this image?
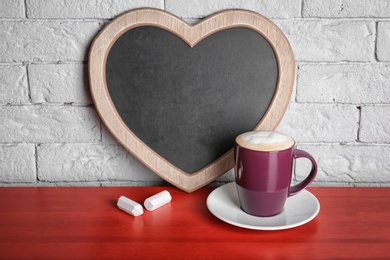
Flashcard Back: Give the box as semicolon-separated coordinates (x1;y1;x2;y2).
236;131;295;152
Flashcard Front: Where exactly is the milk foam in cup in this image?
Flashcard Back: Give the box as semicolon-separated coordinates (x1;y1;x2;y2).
236;131;295;152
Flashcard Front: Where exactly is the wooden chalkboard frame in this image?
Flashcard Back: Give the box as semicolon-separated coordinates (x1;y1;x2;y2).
88;8;295;192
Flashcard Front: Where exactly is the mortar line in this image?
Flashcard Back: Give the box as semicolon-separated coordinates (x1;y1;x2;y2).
356;105;363;142
1;17;389;22
374;21;380;62
99;120;103;142
34;144;39;182
25;63;32;103
23;0;28;18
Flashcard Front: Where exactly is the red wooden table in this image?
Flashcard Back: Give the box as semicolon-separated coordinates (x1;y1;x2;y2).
1;185;389;259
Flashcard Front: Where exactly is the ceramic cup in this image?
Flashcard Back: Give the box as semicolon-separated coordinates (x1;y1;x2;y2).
234;131;317;217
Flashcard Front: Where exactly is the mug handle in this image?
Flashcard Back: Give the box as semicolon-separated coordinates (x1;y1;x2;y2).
288;149;318;197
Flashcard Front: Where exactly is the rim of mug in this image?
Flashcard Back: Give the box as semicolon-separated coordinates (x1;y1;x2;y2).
235;143;295;153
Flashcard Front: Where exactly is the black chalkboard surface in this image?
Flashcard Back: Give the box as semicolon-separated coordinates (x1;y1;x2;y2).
106;26;278;173
89;8;295;192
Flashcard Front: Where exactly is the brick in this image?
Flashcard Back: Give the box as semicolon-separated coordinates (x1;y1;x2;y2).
360;106;390;143
0;65;29;104
274;20;375;62
165;0;301;18
303;0;390;18
0;20;102;63
37;144;161;182
297;63;390;104
0;144;36;183
0;105;100;143
26;0;164;19
377;22;390;61
296;144;390;184
29;63;92;104
276;103;358;143
0;0;25;18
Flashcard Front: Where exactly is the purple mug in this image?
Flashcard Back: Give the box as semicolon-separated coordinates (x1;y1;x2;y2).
234;131;317;217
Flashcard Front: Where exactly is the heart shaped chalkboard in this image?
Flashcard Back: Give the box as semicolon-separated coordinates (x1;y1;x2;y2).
89;8;295;192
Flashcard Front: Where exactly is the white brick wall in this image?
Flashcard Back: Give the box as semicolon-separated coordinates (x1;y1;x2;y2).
29;64;92;104
274;20;376;62
0;65;28;103
37;144;160;183
1;0;390;187
0;20;103;62
26;0;163;19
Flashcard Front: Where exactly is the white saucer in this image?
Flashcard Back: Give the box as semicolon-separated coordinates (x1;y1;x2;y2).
206;182;320;230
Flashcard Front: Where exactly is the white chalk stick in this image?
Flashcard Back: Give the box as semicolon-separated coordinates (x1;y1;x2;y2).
144;190;172;211
117;196;144;217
